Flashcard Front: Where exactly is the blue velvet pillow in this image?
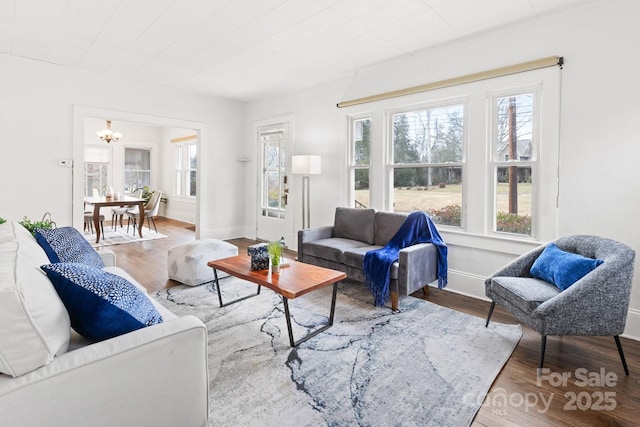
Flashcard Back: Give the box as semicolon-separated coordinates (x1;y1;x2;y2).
41;263;163;342
530;243;604;291
35;226;104;268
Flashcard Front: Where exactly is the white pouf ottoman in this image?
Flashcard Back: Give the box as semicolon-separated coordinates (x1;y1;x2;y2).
167;239;238;286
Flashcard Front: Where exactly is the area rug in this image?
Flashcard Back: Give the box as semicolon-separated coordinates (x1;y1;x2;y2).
154;279;522;427
83;227;167;248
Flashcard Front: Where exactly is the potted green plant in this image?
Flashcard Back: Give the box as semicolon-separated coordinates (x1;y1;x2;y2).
267;240;283;273
19;212;56;236
0;217;6;225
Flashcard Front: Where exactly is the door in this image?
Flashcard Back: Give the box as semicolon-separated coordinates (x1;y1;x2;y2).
256;121;292;245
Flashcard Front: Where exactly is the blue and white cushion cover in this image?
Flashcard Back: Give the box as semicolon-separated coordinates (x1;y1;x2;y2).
41;262;163;342
35;226;104;268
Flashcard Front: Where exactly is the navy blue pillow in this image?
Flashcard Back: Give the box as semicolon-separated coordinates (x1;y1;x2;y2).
530;243;604;291
41;263;163;342
35;226;104;268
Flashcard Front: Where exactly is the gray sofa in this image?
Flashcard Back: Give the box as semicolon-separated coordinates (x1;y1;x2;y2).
298;207;438;310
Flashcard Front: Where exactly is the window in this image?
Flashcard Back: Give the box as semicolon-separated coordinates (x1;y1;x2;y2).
260;127;286;219
492;93;535;236
343;65;559;242
389;103;464;227
84;145;109;196
349;117;371;208
176;143;197;197
124;148;151;193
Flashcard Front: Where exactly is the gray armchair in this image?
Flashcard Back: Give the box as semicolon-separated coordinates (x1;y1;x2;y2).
484;235;635;375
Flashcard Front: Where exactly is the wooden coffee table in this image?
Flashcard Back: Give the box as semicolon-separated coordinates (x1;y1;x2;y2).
207;255;346;347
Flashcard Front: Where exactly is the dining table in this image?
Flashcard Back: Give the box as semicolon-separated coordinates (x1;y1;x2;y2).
84;196;146;243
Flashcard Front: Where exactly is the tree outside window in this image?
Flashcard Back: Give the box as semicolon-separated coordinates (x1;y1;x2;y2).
494;93;534;235
390;104;464;227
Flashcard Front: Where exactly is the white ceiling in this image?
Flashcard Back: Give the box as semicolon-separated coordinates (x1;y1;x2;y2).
1;0;592;102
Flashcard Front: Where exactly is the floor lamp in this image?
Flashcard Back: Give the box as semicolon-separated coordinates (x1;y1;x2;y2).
292;155;321;229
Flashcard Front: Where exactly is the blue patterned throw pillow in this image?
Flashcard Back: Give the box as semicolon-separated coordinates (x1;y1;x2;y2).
530;243;604;291
35;226;104;268
41;263;163;342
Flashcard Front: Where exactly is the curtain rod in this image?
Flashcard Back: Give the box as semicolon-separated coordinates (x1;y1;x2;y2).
170;135;197;143
337;56;563;108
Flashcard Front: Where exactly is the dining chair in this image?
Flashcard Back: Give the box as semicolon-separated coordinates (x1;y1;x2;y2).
126;190;163;235
83;212;105;235
111;188;143;230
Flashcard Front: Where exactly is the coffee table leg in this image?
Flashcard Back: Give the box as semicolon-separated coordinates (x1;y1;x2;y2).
212;268;261;307
282;282;339;347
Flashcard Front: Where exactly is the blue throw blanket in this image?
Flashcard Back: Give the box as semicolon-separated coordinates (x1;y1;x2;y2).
363;211;448;307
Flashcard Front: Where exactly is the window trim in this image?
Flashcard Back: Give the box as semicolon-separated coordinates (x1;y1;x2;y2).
347;114;372;209
175;141;197;199
488;83;543;239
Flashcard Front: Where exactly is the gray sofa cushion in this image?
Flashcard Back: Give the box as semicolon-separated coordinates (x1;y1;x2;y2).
343;245;381;269
334;207;376;245
374;211;408;246
488;276;560;313
303;238;371;264
343;246;398;279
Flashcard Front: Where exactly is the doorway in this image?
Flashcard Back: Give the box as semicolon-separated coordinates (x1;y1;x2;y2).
72;106;205;237
256;118;293;245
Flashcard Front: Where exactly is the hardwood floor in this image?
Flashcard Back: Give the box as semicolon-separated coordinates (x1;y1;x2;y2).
108;218;640;426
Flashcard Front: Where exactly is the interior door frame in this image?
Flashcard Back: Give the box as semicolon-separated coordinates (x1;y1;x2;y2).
72;105;206;237
255;114;294;245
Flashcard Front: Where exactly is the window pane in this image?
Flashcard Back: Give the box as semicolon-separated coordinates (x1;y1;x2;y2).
85;163;107;197
188;144;197;169
125;148;150;169
496;166;532;235
393;166;462;226
266;171;280;208
354;168;369;208
189;170;197;196
353;118;370;166
495;94;533;161
393;105;463;164
124;148;151;192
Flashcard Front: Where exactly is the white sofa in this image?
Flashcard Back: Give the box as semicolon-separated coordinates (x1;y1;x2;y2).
0;222;209;427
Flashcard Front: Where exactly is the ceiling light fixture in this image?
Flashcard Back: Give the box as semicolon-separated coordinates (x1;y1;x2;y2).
96;120;122;143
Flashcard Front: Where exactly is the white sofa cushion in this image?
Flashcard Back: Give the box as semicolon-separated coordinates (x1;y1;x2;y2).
0;222;71;377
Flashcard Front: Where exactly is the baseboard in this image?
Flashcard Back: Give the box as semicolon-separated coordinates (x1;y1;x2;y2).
199;226;246;241
624;308;640;341
440;270;640;342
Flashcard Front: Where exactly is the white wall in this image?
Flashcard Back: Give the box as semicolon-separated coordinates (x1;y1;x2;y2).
244;0;640;339
0;53;245;239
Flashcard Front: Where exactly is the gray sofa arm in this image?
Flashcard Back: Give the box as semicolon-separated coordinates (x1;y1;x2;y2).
535;253;635;336
397;243;438;295
298;226;333;261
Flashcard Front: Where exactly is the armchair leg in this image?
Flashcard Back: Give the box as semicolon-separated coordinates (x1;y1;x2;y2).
422;285;429;296
485;301;495;327
538;335;547;375
614;335;630;376
390;290;399;311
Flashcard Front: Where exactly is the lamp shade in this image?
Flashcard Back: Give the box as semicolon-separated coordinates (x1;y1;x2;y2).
291;155;321;175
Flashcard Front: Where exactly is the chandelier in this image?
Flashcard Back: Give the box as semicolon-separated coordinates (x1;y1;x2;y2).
96;120;122;143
